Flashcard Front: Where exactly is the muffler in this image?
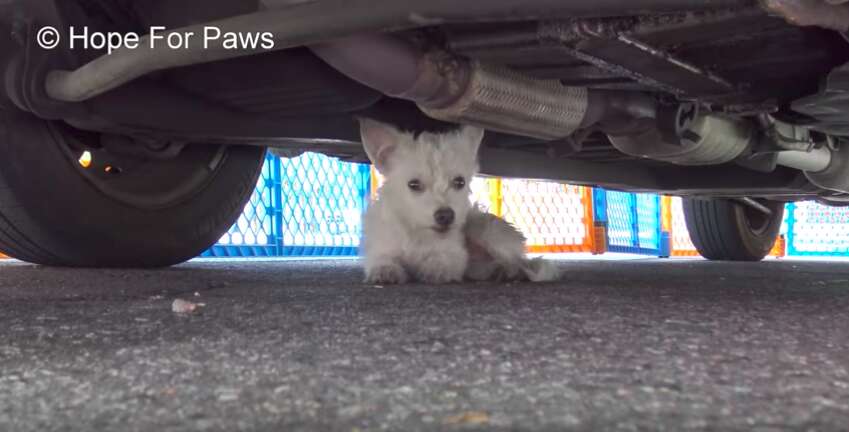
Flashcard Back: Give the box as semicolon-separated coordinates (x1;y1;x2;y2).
608;109;848;191
606;114;754;166
608;111;836;172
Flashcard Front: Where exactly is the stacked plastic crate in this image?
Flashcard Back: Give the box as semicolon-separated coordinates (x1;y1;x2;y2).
784;201;849;256
498;181;596;253
204;152;369;257
579;189;669;257
666;196;699;257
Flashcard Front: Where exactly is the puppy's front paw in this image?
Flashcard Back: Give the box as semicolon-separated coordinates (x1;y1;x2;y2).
365;263;409;285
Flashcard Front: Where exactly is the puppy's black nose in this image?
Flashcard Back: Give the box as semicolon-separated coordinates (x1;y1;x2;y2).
434;207;455;227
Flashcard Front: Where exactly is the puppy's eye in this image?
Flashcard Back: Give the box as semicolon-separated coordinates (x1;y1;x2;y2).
408;179;423;192
452;176;466;190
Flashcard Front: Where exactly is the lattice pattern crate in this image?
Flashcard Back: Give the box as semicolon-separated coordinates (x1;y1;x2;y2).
279;153;370;256
605;191;634;251
204;153;278;257
500;180;594;253
786;201;849;256
668;196;700;257
771;235;787;257
635;193;662;251
205;153;369;257
604;191;664;255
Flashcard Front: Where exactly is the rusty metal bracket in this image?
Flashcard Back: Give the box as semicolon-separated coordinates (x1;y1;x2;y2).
539;17;738;98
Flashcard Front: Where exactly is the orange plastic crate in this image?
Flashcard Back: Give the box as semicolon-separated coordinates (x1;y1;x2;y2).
500;180;595;253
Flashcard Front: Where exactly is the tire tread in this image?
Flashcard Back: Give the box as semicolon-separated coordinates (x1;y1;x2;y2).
683;198;783;262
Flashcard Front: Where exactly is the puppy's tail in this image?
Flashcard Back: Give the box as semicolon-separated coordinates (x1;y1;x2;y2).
520;257;560;282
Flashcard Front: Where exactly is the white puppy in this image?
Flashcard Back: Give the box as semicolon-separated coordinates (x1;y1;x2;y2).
359;118;559;284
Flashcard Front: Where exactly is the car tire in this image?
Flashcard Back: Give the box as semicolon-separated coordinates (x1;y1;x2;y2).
0;109;266;267
682;197;784;262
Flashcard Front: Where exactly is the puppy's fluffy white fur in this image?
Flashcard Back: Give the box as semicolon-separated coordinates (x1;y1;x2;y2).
360;119;559;284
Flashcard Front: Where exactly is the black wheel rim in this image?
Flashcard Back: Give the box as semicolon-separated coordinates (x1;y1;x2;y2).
741;200;773;236
50;123;229;210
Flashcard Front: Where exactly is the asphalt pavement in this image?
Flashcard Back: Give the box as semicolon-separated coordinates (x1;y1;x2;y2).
2;257;849;431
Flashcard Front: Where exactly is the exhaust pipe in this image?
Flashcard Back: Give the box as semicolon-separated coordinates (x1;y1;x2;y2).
311;34;650;140
420;62;590;140
775;148;832;172
311;35;592;140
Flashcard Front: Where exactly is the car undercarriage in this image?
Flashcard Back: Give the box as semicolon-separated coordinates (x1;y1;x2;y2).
0;0;848;266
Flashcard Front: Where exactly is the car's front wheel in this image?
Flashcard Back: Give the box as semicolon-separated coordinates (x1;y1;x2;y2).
0;110;265;267
682;197;784;262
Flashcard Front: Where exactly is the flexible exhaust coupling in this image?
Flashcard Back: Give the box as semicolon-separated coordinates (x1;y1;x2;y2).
312;35;591;140
419;61;589;140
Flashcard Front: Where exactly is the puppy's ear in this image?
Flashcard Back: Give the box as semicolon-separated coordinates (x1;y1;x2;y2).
359;118;403;173
458;125;485;157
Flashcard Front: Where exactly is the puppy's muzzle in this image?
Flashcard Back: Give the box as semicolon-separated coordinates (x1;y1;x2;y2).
433;207;455;230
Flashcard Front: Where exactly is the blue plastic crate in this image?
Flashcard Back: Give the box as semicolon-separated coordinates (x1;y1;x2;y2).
203;153;280;258
278;153;370;256
786;201;849;256
203;152;370;258
603;189;665;256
